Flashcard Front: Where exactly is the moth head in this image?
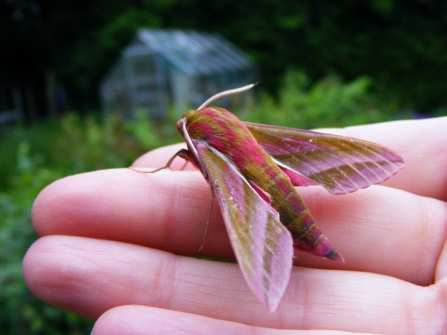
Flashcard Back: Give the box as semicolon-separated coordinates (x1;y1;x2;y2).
177;109;205;138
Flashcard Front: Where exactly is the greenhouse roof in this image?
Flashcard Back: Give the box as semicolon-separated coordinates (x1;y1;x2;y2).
125;29;255;76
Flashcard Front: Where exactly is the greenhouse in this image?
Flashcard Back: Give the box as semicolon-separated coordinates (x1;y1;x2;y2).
100;29;257;121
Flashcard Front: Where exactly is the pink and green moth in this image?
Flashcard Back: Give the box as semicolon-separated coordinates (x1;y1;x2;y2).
143;84;404;312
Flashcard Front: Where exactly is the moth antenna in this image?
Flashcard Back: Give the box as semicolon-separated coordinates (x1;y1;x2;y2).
198;187;215;251
197;83;257;110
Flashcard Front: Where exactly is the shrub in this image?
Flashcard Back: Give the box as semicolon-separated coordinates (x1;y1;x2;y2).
245;70;409;128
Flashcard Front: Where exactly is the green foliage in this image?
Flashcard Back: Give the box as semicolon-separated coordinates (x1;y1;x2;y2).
0;112;170;334
246;70;410;129
52;113;146;174
124;109;180;150
0;141;92;334
0;120;60;191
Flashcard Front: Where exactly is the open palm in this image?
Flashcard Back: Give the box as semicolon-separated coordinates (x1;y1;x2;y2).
24;117;447;334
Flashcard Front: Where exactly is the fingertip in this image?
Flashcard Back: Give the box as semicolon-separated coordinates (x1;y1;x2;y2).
31;180;58;236
22;236;72;308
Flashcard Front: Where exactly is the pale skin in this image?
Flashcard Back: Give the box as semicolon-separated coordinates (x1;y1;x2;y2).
23;116;447;334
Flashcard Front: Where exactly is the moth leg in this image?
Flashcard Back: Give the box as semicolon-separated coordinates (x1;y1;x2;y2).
179;160;189;171
198;185;215;251
130;149;191;173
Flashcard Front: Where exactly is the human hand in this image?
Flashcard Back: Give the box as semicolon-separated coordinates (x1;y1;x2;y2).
23;117;447;334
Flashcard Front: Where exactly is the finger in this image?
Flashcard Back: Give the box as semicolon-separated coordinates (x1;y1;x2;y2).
32;166;447;284
23;235;444;334
92;305;367;335
295;184;447;285
32;168;232;258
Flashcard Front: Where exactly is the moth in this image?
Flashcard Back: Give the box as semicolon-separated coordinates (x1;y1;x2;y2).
141;84;404;312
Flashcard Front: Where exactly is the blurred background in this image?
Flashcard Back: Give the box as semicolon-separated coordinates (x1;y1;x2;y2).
1;0;446;333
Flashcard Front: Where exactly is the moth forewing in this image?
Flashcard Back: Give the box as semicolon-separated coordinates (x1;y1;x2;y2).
192;142;294;312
